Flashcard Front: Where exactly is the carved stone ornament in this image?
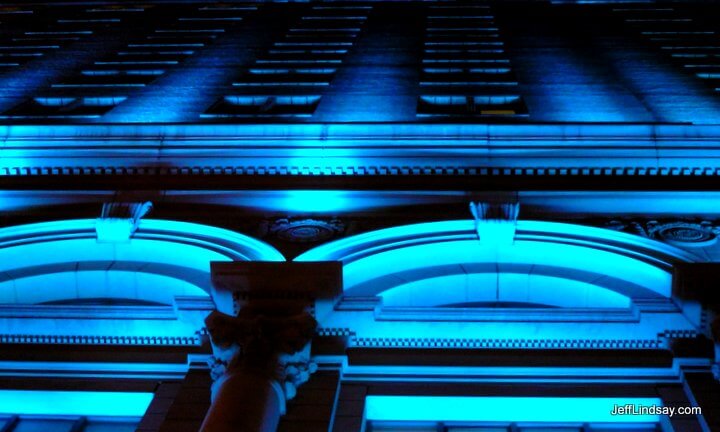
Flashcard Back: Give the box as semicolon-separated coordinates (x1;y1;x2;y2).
277;347;318;400
204;310;318;400
95;201;153;243
605;219;719;247
469;201;519;244
268;218;345;243
648;221;718;247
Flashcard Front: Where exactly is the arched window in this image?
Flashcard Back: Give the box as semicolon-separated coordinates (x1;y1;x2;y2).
298;220;698;348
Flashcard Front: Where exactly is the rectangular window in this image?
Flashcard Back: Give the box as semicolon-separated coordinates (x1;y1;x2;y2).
203;95;322;118
0;96;127;119
419;5;527;118
418;95;526;116
207;5;372;119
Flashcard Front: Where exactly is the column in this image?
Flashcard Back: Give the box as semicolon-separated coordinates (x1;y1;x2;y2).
200;262;342;432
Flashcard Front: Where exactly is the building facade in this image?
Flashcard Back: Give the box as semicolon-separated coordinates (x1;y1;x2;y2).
0;0;719;431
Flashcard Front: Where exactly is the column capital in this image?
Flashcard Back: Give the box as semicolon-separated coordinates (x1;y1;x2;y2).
201;261;341;432
201;309;318;432
205;310;317;383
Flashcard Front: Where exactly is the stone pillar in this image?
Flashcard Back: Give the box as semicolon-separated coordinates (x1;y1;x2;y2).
200;262;342;432
712;314;720;380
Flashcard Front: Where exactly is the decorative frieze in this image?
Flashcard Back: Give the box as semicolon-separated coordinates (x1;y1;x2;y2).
6;165;720;178
3;125;720;174
316;327;354;337
343;329;699;350
352;337;665;349
0;333;202;346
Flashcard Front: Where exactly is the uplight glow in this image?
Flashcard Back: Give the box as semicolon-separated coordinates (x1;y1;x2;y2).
0;390;153;417
365;396;663;423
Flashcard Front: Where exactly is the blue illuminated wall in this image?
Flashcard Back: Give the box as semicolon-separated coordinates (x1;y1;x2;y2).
2;2;720;124
364;396;664;424
0;390;152;417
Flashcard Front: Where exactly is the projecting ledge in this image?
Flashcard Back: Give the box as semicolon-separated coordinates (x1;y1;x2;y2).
2;123;720;142
2;124;720;175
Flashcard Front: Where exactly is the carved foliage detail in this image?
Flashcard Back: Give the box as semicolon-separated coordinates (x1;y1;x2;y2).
204;310;318;399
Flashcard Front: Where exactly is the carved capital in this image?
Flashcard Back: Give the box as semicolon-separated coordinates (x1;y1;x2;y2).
277;347;318;401
202;261;339;432
204;309;318;397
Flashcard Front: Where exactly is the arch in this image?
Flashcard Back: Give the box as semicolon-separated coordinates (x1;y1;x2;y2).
0;219;284;305
297;220;698;307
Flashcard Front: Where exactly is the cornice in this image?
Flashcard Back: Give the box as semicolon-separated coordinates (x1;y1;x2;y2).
3;123;720;140
2;124;720;185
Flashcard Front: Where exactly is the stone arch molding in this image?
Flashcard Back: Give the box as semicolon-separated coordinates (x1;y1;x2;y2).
297;220;701;347
0;219;285;305
298;220;698;303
